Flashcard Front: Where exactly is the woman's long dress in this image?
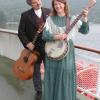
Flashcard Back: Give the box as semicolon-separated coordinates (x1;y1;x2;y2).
42;16;89;100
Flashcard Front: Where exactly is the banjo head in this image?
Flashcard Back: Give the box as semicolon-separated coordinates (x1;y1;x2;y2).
45;40;69;60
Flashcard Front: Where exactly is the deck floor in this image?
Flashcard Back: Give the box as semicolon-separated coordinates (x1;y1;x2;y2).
0;55;89;100
0;55;35;100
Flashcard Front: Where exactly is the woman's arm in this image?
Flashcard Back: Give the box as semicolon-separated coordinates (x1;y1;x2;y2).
78;21;89;34
78;9;89;34
42;17;54;41
42;28;54;41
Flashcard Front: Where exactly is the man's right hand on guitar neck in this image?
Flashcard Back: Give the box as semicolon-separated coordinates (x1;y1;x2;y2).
26;42;35;51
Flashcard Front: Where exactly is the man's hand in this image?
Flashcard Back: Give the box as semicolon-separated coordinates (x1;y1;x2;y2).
26;42;35;51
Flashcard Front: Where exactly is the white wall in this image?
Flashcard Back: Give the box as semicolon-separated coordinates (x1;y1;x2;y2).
0;28;24;60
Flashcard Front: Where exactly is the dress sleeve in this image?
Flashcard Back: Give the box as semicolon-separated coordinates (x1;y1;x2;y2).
78;21;89;34
42;17;54;41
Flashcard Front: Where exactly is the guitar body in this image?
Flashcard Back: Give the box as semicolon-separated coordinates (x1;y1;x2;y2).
13;49;39;80
13;20;45;80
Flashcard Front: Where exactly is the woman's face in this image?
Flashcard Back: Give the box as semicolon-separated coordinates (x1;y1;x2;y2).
54;0;65;14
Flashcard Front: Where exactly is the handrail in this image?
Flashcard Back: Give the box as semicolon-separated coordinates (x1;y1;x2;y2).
75;45;100;54
0;28;100;54
0;28;17;35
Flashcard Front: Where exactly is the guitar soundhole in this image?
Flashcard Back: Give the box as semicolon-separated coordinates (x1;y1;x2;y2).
23;56;28;63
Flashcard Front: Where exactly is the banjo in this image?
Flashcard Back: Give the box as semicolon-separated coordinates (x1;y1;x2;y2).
45;0;96;60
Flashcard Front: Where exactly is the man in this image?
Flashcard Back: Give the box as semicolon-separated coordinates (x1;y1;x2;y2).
18;0;50;100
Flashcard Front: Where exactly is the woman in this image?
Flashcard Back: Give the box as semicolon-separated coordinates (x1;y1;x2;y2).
42;0;89;100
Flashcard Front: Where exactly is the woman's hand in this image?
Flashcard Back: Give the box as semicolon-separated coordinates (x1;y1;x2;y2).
54;33;67;40
82;8;89;22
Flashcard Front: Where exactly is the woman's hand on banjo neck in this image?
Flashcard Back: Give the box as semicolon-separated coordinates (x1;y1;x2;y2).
53;9;89;41
82;0;96;22
82;8;89;22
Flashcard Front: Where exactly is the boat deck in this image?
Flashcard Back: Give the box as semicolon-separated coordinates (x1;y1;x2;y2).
0;55;99;100
0;55;35;100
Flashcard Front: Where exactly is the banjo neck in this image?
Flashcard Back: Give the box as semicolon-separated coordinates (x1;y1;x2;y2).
66;0;96;34
66;12;83;34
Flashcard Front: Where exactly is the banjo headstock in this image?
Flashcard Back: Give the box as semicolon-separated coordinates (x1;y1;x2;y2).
87;0;96;9
66;0;96;34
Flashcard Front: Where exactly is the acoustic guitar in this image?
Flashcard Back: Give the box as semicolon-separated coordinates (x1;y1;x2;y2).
13;23;44;80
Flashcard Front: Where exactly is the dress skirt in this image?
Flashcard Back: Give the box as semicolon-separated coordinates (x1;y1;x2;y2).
44;39;77;100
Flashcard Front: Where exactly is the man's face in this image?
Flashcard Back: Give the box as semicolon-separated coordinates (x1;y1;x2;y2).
31;0;42;10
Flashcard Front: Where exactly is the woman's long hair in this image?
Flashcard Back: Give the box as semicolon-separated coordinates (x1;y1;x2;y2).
51;0;70;16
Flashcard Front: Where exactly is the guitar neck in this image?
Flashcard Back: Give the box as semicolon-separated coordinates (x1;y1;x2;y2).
32;32;40;45
32;17;44;45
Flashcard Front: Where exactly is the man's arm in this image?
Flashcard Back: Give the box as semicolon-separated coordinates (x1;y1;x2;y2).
18;13;30;48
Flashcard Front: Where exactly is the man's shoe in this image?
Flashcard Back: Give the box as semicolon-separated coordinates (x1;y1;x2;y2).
34;91;42;100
